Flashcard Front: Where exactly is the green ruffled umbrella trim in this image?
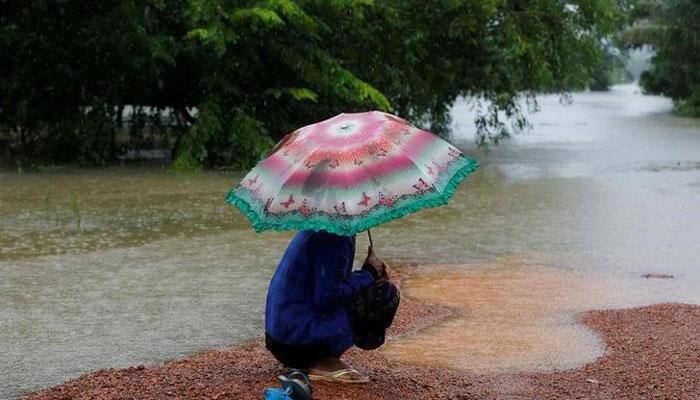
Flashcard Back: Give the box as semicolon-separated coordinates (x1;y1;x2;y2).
225;156;479;236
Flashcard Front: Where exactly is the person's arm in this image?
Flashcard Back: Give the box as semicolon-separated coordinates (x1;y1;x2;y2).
361;245;390;280
312;235;373;311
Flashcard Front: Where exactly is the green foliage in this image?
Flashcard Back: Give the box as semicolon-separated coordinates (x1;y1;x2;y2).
675;91;700;117
226;111;276;168
590;45;631;91
1;0;630;168
264;88;319;102
171;101;221;172
624;0;700;116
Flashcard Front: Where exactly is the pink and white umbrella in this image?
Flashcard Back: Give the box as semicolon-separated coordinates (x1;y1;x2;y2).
226;111;479;237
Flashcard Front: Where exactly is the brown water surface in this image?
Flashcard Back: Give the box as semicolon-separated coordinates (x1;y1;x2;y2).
383;255;647;373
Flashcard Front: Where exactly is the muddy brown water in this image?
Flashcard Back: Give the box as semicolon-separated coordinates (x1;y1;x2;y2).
1;84;700;398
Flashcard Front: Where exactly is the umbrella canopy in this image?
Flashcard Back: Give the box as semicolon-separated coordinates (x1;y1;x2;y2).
226;111;479;236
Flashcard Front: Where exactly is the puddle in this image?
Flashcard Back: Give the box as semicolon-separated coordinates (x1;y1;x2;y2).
383;254;644;374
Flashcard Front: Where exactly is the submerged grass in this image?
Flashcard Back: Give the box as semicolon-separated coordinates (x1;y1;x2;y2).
43;179;52;223
69;194;81;232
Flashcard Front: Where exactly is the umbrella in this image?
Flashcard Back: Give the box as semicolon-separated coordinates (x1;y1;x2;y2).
225;111;479;239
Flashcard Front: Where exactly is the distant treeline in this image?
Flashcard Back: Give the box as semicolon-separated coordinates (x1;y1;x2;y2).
624;0;700;117
0;1;628;169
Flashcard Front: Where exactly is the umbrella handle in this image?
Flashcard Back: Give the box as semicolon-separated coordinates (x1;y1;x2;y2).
367;229;374;248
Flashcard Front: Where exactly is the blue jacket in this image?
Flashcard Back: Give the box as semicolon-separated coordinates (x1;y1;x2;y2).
265;230;376;354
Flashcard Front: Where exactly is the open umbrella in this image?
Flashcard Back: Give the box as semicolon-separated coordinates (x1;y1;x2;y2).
225;111;478;240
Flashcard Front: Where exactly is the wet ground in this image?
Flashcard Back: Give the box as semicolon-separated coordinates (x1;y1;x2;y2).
2;84;700;398
23;285;700;400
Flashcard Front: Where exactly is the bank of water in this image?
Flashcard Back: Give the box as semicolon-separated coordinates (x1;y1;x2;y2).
1;84;699;398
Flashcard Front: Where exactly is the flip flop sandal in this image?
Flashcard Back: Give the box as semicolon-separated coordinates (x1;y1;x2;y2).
278;371;313;400
306;368;370;384
264;371;312;400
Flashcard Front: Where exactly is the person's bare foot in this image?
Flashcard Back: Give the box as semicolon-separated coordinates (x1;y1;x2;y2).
305;357;369;383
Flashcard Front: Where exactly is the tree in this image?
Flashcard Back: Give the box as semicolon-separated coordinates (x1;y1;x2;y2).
624;0;700;116
0;0;630;169
322;0;628;142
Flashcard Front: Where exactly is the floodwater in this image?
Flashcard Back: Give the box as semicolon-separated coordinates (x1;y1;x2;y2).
382;258;637;373
1;84;699;397
382;85;700;372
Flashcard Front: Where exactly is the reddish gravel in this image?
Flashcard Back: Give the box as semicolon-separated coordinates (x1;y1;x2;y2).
520;303;700;400
24;271;700;400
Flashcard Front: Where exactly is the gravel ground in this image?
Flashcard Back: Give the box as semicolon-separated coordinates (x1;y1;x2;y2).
24;270;700;400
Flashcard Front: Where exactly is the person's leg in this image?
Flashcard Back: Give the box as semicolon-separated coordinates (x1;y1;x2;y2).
265;333;334;369
306;354;370;383
268;281;400;383
346;280;400;350
266;334;367;382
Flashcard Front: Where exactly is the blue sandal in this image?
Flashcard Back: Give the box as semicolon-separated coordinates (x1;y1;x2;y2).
263;371;313;400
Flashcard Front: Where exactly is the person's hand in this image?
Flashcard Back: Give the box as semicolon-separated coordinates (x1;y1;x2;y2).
363;246;390;280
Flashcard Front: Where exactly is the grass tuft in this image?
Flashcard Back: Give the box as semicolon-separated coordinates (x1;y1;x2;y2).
69;194;82;232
